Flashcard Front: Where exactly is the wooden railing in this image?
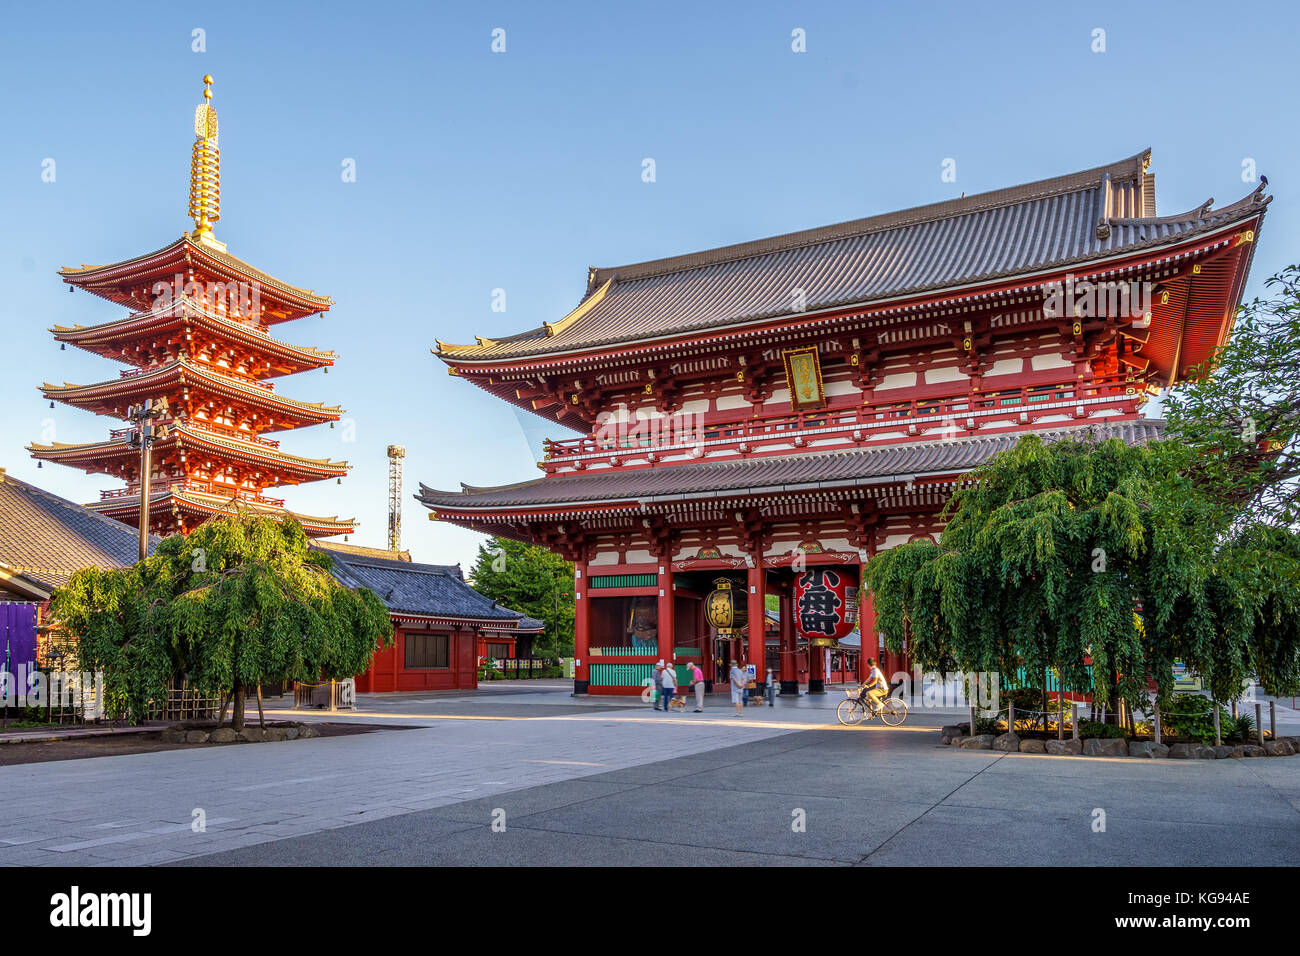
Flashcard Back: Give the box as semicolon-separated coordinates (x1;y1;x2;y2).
107;418;281;448
100;481;285;508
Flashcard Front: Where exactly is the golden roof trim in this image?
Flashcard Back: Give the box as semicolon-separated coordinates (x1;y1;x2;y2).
435;279;614;357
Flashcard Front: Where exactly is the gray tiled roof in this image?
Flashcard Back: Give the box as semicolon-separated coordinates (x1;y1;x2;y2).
417;420;1164;511
440;151;1266;361
0;468;152;594
327;549;542;629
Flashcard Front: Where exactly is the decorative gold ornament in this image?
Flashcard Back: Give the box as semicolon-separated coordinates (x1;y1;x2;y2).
188;75;221;240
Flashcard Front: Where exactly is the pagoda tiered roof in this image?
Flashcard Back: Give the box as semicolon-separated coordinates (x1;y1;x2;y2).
28;420;349;486
59;234;333;323
437;150;1267;397
89;483;356;539
52;300;336;377
35;75;355;540
40;357;342;431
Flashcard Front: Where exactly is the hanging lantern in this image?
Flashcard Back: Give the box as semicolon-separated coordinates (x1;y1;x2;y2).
705;576;748;636
794;567;859;644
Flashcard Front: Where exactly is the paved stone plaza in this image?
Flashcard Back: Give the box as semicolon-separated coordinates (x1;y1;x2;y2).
2;683;1297;867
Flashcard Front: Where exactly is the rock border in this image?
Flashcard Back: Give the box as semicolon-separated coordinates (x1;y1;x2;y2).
159;721;320;745
940;724;1300;759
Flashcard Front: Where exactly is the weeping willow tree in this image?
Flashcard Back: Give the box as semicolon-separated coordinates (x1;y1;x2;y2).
51;515;393;729
866;433;1300;721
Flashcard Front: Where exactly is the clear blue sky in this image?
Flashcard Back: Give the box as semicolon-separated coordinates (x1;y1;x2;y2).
1;0;1296;570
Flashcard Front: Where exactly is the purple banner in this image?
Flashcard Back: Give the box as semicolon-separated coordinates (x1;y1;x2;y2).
1;603;37;672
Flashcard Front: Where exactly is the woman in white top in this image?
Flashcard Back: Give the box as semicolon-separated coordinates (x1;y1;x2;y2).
660;661;678;711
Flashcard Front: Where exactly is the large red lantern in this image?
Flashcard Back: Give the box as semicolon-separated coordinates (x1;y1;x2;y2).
794;567;858;642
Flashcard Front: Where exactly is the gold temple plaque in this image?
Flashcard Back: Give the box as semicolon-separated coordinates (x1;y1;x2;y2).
782;347;826;410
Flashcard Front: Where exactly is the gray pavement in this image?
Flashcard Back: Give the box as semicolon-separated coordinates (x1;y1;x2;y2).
2;682;1297;867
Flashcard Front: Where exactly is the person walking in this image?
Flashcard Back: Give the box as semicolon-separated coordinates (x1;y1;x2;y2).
660;660;678;710
688;660;706;712
651;661;664;710
729;659;747;716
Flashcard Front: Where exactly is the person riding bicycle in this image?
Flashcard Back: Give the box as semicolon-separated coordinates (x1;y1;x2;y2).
859;658;888;711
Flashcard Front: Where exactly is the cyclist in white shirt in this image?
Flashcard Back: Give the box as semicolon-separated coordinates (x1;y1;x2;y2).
862;658;888;710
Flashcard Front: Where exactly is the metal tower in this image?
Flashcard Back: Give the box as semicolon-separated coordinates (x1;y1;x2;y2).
387;445;406;552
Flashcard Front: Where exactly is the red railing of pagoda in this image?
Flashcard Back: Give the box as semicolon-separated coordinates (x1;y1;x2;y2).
107;419;281;449
119;299;273;337
99;481;285;508
117;363;276;391
543;372;1138;462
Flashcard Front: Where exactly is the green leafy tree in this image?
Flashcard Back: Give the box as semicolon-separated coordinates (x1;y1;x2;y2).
1164;264;1300;527
51;515;393;729
869;267;1300;715
467;537;573;657
866;434;1300;721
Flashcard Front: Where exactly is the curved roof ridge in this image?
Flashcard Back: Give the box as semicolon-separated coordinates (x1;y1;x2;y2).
594;150;1151;285
1109;184;1269;227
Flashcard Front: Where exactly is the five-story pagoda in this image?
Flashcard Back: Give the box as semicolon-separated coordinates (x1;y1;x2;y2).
30;76;356;538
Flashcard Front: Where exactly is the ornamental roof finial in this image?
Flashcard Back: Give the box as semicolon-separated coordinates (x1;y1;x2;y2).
189;74;221;242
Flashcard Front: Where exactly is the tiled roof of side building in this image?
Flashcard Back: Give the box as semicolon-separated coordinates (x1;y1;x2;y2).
438;151;1268;361
417;420;1165;510
327;549;540;627
0;467;156;596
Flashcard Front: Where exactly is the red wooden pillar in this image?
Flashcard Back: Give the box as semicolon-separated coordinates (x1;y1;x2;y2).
574;560;590;694
657;564;675;664
808;639;826;694
859;588;877;683
779;580;798;695
747;563;766;695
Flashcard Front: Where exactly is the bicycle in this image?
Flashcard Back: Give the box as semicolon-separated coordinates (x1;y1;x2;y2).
836;686;909;726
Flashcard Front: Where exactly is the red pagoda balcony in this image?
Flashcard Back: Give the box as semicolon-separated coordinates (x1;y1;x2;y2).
106;419;282;449
541;372;1139;472
100;481;285;508
116;364;275;391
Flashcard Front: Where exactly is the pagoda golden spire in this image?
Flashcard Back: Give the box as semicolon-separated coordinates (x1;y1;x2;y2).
188;74;221;241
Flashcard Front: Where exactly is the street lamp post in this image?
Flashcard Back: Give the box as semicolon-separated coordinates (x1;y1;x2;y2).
125;399;166;560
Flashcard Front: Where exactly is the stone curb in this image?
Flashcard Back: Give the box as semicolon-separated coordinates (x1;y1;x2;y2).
160;722;319;745
940;730;1300;759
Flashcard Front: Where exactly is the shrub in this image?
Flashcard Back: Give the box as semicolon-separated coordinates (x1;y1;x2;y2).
1226;713;1255;743
1078;720;1128;740
974;716;1002;735
1160;694;1234;744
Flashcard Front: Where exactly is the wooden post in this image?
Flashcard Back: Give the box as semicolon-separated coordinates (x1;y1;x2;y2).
1153;703;1161;744
573;560;589;694
1007;702;1014;735
1270;701;1276;742
1058;693;1065;740
779;585;797;694
746;564;767;695
1213;703;1221;746
657;563;675;667
969;705;976;736
1256;704;1264;745
1071;703;1078;740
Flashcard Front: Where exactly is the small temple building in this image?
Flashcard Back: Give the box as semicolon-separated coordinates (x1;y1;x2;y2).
322;542;544;692
0;467;155;677
29;76;355;539
419;151;1267;697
